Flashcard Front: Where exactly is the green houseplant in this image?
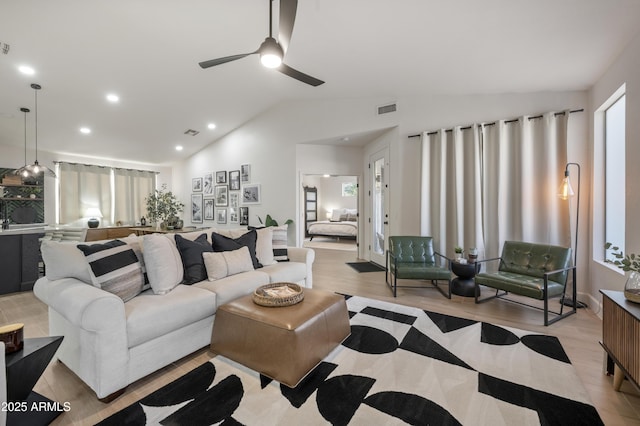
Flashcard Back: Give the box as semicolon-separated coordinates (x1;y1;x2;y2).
146;184;184;229
258;214;293;227
605;242;640;303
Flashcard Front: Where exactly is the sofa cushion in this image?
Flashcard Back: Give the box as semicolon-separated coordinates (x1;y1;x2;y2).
194;270;270;308
261;261;307;284
203;246;254;281
143;234;183;294
42;239;93;283
124;285;217;347
212;230;262;269
77;240;144;302
175;233;213;284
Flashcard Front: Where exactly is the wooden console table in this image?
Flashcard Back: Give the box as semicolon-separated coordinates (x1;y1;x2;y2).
600;289;640;392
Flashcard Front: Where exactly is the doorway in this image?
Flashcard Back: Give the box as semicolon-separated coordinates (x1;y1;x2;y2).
301;174;359;252
370;148;389;266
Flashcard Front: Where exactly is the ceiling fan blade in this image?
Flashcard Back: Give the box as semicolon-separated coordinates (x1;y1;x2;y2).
199;52;257;69
277;63;324;87
278;0;297;54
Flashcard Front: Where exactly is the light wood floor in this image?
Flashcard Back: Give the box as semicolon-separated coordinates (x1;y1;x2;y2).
2;248;639;425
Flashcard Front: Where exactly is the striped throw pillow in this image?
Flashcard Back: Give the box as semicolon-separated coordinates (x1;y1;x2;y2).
272;225;289;262
77;240;144;302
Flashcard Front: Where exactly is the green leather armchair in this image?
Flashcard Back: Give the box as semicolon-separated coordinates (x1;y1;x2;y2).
386;236;452;298
474;240;576;325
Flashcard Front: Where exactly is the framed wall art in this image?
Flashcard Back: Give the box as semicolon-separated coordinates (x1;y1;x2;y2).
229;206;239;223
229;170;241;190
204;198;215;221
191;193;203;223
217;208;227;224
241;164;251;183
215;185;229;207
239;207;249;226
203;172;213;195
216;170;227;184
192;177;203;192
229;191;239;208
242;183;261;204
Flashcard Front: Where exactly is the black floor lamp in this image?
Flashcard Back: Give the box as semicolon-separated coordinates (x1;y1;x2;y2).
557;162;586;308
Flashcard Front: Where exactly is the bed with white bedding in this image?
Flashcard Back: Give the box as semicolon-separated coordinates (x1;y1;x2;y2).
307;208;358;240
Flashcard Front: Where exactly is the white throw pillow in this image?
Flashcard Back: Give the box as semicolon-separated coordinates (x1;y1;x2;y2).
41;239;97;283
203;246;254;281
272;225;289;261
142;233;183;294
331;208;345;222
254;227;276;266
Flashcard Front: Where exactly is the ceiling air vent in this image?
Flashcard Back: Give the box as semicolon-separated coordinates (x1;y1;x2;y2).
1;42;10;55
184;129;200;136
377;103;397;115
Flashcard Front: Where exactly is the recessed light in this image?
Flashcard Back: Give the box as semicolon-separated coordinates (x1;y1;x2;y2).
323;174;330;178
207;123;216;130
106;94;119;103
175;145;184;151
80;127;91;134
18;65;35;75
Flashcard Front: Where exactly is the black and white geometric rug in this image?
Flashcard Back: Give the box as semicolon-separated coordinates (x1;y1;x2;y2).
99;296;603;425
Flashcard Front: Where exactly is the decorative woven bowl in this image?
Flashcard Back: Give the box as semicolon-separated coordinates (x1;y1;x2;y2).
252;283;304;307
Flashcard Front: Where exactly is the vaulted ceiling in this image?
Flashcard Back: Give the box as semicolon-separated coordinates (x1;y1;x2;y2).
1;0;639;164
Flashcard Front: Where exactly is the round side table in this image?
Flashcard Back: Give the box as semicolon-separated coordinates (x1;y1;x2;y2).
451;261;481;297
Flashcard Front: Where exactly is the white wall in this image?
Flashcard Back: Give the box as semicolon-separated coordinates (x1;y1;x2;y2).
0;143;172;225
588;29;640;314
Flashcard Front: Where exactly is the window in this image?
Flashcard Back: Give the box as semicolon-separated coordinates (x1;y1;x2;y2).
342;182;357;197
604;93;626;260
56;162;156;226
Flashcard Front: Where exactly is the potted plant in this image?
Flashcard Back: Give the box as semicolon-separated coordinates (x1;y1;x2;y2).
605;242;640;303
258;214;293;227
146;184;184;230
454;246;464;261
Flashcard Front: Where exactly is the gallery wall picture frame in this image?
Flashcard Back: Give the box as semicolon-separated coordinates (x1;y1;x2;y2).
229;170;241;190
191;193;203;223
203;173;213;195
204;198;215;221
229;206;239;223
241;164;251;183
242;183;261;204
229;191;239;208
239;206;249;226
215;185;229;207
192;177;203;192
216;171;227;184
217;208;227;224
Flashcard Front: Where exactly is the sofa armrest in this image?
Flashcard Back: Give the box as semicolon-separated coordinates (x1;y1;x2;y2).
286;247;315;288
34;277;126;332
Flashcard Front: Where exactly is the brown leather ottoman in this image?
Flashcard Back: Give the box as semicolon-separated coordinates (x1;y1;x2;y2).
210;289;351;387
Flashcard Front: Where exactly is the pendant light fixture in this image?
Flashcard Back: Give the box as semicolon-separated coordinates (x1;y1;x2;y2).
14;83;56;179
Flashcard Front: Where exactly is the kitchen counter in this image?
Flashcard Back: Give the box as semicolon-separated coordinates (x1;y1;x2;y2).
0;226;45;295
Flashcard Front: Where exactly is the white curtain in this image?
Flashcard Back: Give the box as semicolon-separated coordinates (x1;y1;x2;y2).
114;169;156;225
58;163;112;225
421;125;484;258
421;112;571;260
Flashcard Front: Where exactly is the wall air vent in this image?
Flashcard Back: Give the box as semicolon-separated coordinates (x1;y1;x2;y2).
1;42;10;55
184;129;200;136
377;103;397;115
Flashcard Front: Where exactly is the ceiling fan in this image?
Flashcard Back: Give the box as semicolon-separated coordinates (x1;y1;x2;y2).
199;0;324;87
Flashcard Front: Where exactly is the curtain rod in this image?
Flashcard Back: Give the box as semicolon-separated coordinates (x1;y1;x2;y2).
54;160;159;174
407;108;584;138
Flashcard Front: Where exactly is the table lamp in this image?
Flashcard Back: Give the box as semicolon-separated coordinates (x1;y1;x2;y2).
86;207;103;228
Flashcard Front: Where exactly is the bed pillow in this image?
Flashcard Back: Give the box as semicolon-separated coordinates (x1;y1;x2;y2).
272;225;289;262
143;233;184;295
203;246;254;281
76;240;144;302
212;230;262;269
175;233;213;284
330;209;344;222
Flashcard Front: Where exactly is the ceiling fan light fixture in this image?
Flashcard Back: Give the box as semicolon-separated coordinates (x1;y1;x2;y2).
259;37;283;68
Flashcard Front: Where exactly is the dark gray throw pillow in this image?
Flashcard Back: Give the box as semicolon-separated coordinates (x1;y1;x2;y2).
212;230;262;269
174;233;213;284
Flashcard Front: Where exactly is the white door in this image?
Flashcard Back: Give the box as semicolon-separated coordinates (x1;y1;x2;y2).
370;149;389;266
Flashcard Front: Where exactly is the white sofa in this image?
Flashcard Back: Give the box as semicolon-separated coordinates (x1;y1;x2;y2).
33;227;314;401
